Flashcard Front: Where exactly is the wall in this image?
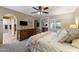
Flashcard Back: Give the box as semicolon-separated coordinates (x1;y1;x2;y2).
41;12;76;31
0;20;3;44
74;7;79;24
17;17;35;30
48;12;75;30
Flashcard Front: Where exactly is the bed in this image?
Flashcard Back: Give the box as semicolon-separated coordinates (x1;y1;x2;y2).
26;29;79;52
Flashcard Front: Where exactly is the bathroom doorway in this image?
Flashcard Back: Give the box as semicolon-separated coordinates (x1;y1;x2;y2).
3;14;17;44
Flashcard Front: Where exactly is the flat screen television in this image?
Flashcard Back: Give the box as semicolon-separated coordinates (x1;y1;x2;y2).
20;21;28;26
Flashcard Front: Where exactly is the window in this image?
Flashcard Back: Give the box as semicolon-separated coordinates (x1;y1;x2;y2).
51;20;61;29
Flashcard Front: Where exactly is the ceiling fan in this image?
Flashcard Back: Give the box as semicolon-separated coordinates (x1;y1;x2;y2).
32;6;48;15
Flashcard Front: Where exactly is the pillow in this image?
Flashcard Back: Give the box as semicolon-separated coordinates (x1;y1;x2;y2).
56;29;62;36
65;29;79;42
59;33;70;43
72;39;79;48
56;29;68;42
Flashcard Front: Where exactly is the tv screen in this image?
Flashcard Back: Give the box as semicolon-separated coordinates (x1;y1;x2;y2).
20;21;28;26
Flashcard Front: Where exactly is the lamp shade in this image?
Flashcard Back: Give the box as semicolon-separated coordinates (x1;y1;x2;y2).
70;24;78;28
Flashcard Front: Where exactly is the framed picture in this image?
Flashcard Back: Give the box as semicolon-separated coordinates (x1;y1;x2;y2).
5;25;8;29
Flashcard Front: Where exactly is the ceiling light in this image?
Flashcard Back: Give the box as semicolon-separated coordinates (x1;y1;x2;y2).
38;12;43;15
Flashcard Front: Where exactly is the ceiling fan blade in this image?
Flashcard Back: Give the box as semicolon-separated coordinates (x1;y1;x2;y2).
31;12;37;13
44;7;48;10
43;12;48;14
32;7;39;10
39;6;42;10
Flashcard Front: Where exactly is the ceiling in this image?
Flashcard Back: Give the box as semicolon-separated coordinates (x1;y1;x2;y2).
4;6;78;19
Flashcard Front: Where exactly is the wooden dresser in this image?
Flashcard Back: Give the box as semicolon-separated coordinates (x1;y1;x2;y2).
42;27;48;32
17;29;36;41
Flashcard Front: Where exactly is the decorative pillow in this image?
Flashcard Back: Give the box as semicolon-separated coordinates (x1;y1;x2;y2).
72;39;79;48
59;33;70;43
56;29;68;42
56;29;62;36
65;29;79;42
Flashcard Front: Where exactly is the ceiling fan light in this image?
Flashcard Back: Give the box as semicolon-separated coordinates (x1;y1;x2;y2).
40;12;43;15
38;12;43;15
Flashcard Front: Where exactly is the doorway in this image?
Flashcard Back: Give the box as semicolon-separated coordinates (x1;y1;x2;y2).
3;14;17;44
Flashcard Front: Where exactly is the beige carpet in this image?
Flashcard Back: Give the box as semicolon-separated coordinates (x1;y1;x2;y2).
0;39;29;52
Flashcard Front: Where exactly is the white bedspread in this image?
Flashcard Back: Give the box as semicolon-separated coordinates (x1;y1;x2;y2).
27;31;79;52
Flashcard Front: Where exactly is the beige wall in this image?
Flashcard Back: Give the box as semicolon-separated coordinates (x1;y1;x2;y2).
48;12;75;30
74;7;79;24
0;20;3;44
17;17;35;30
42;12;75;31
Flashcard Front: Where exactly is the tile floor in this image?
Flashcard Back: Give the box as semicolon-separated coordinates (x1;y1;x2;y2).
3;32;19;44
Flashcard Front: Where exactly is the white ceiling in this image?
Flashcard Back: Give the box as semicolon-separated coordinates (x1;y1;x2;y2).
4;6;78;19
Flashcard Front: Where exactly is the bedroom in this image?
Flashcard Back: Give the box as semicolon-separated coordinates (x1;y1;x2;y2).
0;6;79;52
